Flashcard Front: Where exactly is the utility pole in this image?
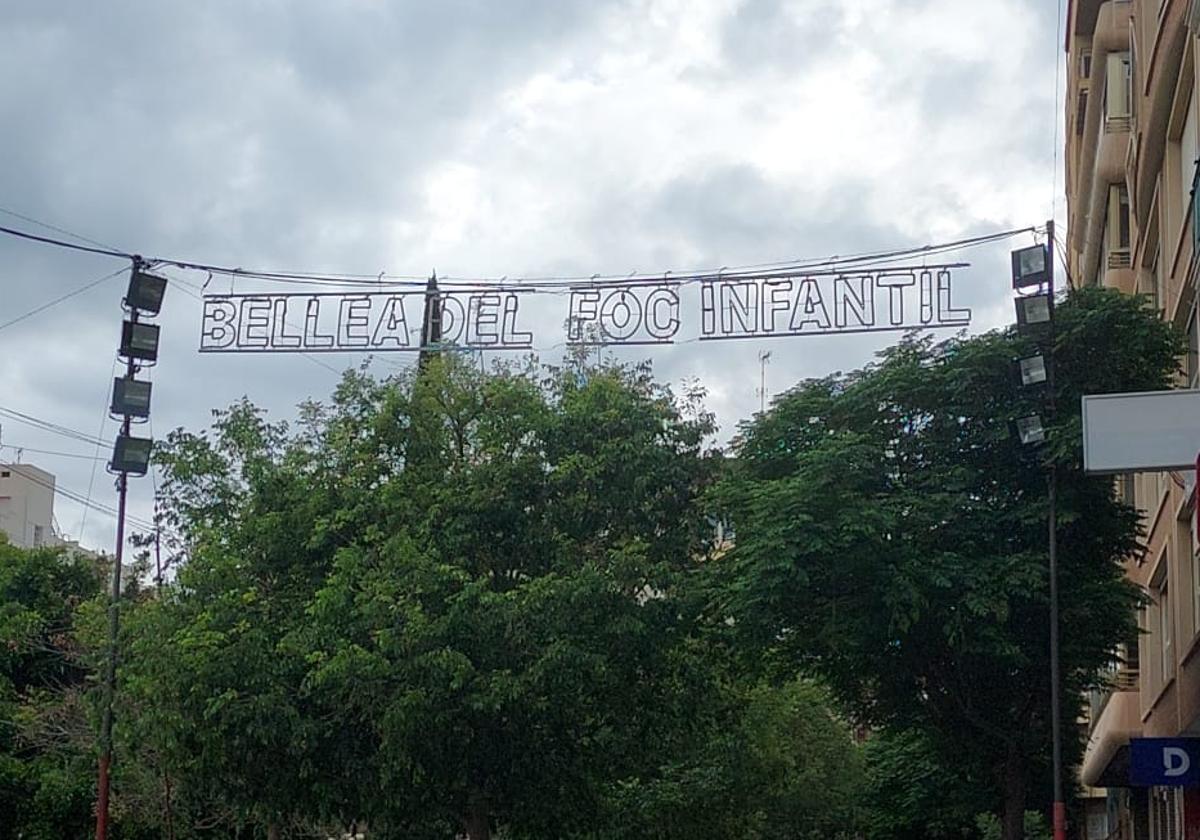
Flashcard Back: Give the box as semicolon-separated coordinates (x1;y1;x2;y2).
418;271;443;370
1046;219;1065;840
95;258;164;840
95;283;138;840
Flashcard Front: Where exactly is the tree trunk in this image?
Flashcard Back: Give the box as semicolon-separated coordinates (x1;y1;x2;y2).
266;824;282;840
463;811;491;840
1001;742;1027;840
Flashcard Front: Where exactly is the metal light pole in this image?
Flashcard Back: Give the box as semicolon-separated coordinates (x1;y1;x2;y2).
95;258;163;840
1046;219;1066;840
95;290;139;840
94;431;130;840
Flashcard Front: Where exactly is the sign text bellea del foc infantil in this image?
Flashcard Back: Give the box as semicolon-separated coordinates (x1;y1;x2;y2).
198;265;972;353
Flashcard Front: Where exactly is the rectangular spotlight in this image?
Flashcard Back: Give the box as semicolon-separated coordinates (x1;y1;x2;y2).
111;434;153;475
1015;293;1052;326
1015;415;1046;446
111;377;152;418
119;321;160;362
127;270;168;315
1012;245;1050;289
1017;354;1048;386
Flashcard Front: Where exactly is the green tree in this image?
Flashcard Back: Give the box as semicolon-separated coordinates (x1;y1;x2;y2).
602;678;864;840
714;288;1182;840
124;356;738;838
0;535;103;840
861;727;992;840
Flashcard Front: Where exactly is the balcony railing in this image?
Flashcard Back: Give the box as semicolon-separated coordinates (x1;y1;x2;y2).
1087;663;1139;726
1105;114;1132;133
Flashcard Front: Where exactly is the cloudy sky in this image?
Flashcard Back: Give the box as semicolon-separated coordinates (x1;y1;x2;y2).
0;0;1063;553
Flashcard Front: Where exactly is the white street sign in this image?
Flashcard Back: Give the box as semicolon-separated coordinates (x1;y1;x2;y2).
1082;390;1200;474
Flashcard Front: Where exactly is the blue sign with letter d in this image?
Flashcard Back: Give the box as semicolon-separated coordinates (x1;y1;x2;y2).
1130;738;1200;787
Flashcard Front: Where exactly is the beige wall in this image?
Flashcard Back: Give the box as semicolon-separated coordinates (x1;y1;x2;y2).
1068;1;1200;789
0;462;56;549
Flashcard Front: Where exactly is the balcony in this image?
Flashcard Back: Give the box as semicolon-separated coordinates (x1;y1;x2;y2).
1098;115;1132;185
1081;665;1140;788
1093;1;1132;53
1070;1;1134;257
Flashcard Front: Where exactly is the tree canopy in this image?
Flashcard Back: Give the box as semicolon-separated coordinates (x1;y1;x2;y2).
110;356;863;838
713;287;1182;840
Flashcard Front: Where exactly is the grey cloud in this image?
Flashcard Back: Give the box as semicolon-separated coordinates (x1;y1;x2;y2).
0;0;1058;552
719;0;847;73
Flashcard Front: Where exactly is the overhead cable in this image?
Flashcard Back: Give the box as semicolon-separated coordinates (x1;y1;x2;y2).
0;216;1039;292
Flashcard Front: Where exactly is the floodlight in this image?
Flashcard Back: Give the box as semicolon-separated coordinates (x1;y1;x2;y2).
119;321;160;362
111;377;152;418
1015;415;1046;446
1017;354;1048;386
126;270;168;315
111;434;153;475
1012;245;1050;289
1015;293;1052;327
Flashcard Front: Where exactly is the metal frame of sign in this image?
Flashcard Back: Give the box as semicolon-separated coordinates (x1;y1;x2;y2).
197;263;974;354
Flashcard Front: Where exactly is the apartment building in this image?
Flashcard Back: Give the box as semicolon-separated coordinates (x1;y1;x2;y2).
1066;1;1200;839
0;461;57;549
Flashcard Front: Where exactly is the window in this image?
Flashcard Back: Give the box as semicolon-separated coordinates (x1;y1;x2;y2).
32;525;43;548
1106;186;1132;266
1187;306;1199;387
1160;572;1173;681
1121;473;1137;507
1080;50;1092;79
1154;250;1164;312
1107;53;1133;119
1119;188;1131;249
1077;90;1089;136
1185;98;1195;218
1185;517;1200;638
0;471;9;478
1152;787;1182;840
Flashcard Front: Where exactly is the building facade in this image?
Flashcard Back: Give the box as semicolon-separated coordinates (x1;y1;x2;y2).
0;461;57;549
1066;1;1200;839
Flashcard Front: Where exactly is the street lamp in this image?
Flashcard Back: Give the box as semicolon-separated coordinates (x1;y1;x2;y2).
1012;243;1050;289
111;434;153;476
1012;227;1066;840
125;269;168;315
1015;292;1052;327
1017;354;1048;387
1015;414;1047;445
110;377;152;419
119;321;161;362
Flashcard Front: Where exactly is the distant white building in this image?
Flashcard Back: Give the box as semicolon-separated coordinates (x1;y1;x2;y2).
0;462;56;549
0;461;102;558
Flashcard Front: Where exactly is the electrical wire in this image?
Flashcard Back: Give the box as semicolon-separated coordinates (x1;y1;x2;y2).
79;356;120;539
0;405;109;448
0;460;156;532
0;223;130;261
0;216;1039;292
0;206;122;252
0;266;127;333
0;443;107;461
